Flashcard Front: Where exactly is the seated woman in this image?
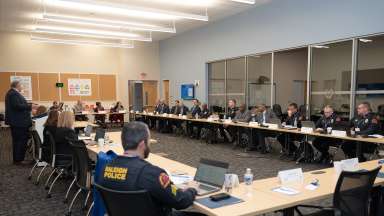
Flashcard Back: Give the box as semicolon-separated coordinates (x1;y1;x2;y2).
42;110;59;160
55;111;78;156
109;101;124;125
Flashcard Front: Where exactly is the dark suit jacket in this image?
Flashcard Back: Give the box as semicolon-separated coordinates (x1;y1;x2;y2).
256;109;277;124
55;127;78;155
190;105;201;117
5;88;32;127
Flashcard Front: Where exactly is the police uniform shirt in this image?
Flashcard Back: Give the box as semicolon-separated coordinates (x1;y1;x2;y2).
199;108;210;118
227;107;238;119
315;114;341;130
350;112;380;135
99;156;197;216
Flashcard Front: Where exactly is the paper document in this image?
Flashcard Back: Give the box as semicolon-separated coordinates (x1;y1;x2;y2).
272;186;300;195
170;174;193;185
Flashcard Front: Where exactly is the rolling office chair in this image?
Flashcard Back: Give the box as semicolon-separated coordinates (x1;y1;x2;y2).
94;183;158;216
272;104;283;120
44;131;72;198
28;130;44;181
295;166;381;216
66;140;94;216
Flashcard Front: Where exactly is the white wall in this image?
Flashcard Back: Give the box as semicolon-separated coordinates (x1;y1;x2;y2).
0;31;160;111
159;0;384;107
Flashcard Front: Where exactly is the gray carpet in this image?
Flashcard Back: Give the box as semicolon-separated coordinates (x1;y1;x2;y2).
0;130;331;216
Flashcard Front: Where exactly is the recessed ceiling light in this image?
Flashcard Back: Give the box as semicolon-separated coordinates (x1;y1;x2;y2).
312;45;329;49
31;35;134;48
34;25;152;41
41;13;176;33
44;0;209;21
359;38;373;43
230;0;256;4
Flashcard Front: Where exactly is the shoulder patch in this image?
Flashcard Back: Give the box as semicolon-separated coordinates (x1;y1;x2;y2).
159;173;170;189
171;185;178;196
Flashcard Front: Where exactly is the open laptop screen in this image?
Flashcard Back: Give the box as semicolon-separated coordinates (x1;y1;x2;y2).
194;159;229;187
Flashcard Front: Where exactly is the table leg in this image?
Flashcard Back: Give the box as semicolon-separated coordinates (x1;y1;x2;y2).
282;207;295;216
356;141;362;160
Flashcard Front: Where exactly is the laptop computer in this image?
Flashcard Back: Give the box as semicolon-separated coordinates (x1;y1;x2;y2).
94;128;105;141
79;125;93;140
269;118;283;128
188;158;229;196
301;121;316;129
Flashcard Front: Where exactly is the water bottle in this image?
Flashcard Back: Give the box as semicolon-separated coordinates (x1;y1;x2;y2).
195;113;199;119
223;114;227;120
294;118;297;127
244;168;253;196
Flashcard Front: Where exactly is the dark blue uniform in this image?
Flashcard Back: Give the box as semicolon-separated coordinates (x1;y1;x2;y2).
277;111;304;154
313;114;342;161
98;156;197;216
342;112;381;160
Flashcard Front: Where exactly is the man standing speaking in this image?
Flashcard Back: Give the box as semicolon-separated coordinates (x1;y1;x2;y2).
5;80;38;165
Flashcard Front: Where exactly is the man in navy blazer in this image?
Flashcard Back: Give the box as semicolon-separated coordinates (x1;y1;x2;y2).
5;80;38;164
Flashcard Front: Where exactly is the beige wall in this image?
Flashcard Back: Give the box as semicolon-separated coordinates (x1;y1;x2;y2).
0;31;160;112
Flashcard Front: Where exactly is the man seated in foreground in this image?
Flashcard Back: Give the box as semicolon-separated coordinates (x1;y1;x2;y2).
98;122;204;216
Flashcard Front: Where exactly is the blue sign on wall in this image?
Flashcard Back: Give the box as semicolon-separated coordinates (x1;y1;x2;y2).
181;84;195;100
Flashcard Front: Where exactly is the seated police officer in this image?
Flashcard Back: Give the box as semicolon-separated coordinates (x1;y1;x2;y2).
277;103;304;158
248;104;278;153
221;99;238;143
312;105;341;163
342;102;381;161
99;122;203;216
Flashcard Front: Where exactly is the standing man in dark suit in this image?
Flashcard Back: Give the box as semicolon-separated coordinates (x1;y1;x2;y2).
5;80;38;165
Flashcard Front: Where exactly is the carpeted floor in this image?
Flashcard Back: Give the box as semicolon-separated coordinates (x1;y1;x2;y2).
0;130;331;216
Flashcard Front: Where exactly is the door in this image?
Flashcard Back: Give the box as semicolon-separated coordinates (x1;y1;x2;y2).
163;80;170;105
143;81;158;111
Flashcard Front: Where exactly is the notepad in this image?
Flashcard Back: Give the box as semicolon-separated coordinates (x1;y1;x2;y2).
195;196;244;209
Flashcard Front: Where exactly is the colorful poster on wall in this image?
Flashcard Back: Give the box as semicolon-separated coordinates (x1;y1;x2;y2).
68;79;92;96
10;76;32;100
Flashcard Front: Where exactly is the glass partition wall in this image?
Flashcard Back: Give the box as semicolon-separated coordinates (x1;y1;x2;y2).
207;33;384;119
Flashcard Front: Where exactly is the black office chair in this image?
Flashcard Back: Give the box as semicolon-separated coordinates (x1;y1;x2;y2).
34;129;54;185
44;131;72;198
94;183;158;216
28;130;44;181
272;104;283;120
66;140;93;216
295;166;381;216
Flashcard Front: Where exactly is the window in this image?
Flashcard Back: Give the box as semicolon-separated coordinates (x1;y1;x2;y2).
274;48;308;112
208;61;226;113
226;57;246;107
247;54;272;108
356;35;384;114
311;41;352;119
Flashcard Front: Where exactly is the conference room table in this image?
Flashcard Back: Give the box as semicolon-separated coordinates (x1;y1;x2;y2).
132;112;384;159
86;131;384;216
73;121;99;129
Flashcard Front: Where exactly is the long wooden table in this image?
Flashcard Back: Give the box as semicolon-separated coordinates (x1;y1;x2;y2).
133;112;384;144
133;112;384;159
86;131;384;216
74;121;99;129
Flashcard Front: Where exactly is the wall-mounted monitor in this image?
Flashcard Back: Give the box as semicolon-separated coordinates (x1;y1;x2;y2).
181;84;195;100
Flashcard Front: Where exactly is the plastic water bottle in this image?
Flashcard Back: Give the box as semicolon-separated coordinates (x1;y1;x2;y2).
195;113;199;119
294;118;298;127
244;168;253;196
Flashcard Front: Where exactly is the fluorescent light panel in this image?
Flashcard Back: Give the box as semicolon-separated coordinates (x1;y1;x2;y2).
313;45;329;49
34;26;152;41
230;0;256;4
45;0;209;21
31;36;134;48
41;14;176;33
